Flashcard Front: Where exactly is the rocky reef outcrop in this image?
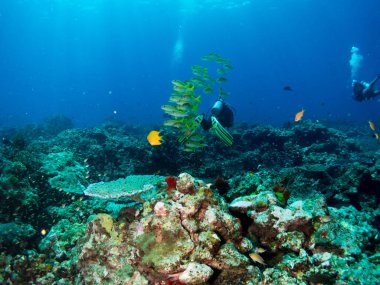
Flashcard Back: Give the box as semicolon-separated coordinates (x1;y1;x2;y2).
78;173;262;284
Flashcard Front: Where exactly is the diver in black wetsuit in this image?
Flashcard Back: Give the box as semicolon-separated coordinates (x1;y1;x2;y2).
200;98;234;129
179;97;234;146
352;75;380;102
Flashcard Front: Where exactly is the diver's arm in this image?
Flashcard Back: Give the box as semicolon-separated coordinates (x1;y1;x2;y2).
366;76;380;92
377;76;380;95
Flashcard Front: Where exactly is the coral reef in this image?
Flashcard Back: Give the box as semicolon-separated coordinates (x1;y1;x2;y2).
78;173;262;284
0;119;379;284
230;189;380;283
84;175;164;202
40;151;87;194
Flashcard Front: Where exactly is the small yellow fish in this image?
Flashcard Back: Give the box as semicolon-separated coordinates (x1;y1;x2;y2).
172;80;194;92
294;108;305;122
185;141;207;149
163;119;183;128
183;147;198;152
373;133;379;139
203;85;213;94
176;104;193;112
174;85;192;92
217;68;226;75
203;74;215;83
223;63;233;71
41;229;47;236
217;77;228;84
191;65;207;77
369;120;376;131
169;95;183;103
165;109;188;118
171;79;186;87
219;89;230;97
254;247;266;254
190;78;206;88
249;252;266;265
186;135;205;143
201;53;220;61
147;131;163;146
161;105;178;112
319;215;332;224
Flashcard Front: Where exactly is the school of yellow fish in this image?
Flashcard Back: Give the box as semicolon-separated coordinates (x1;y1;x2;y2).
156;53;233;152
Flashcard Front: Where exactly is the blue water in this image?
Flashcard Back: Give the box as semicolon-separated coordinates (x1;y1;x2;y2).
0;0;379;127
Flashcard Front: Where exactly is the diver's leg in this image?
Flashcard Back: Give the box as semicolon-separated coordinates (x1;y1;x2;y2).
210;116;233;146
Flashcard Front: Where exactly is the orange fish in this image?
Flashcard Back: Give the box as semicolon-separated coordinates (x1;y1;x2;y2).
249;252;266;265
369;120;376;131
294;108;304;122
147;130;163;146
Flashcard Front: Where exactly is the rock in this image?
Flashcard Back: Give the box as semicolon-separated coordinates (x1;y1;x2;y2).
178;262;213;284
0;223;36;249
40;151;87;194
208;243;250;270
177;173;196;194
229;191;279;213
213;265;262;284
248;196;329;252
75;173;263;284
310;206;377;256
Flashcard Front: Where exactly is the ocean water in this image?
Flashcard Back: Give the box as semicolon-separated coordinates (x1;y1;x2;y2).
1;2;380;283
0;0;379;128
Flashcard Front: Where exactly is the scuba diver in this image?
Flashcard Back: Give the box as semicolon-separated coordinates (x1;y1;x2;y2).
179;97;234;146
352;75;380;102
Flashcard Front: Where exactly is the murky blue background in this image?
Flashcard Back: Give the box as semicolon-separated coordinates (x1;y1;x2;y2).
0;0;379;127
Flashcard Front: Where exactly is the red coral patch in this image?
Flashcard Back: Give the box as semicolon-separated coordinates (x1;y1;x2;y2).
165;176;177;194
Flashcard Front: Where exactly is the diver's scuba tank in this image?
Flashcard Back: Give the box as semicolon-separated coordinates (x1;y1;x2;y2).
211;98;224;116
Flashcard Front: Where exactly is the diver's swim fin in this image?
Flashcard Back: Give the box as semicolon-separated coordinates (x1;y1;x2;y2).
178;115;203;144
210;116;233;146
